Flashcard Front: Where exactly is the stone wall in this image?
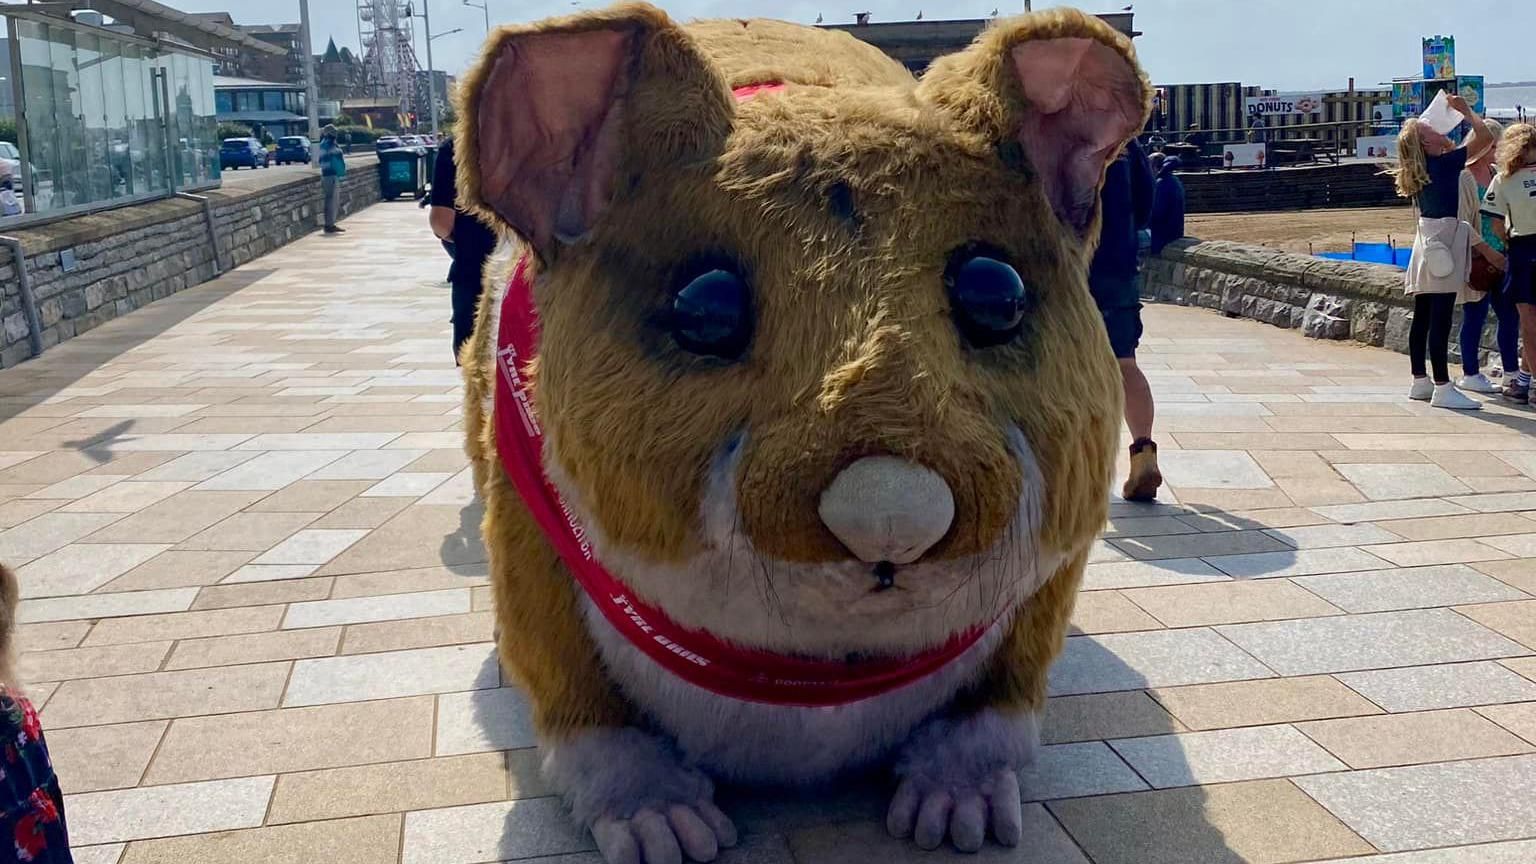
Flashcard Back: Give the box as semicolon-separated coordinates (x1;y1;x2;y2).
1;163;381;369
1142;238;1498;364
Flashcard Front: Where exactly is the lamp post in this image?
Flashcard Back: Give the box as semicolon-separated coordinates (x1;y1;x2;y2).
425;26;462;133
464;0;490;33
298;0;320;141
421;1;439;135
408;1;462;134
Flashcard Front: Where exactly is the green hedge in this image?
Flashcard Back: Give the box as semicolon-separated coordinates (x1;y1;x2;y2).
336;125;385;146
218;122;253;140
0;119;15;145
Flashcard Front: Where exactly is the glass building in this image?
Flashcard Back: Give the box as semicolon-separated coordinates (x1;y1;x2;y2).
2;4;282;221
214;76;309;138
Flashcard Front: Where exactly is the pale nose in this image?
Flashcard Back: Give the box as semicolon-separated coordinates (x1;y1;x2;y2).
817;456;956;564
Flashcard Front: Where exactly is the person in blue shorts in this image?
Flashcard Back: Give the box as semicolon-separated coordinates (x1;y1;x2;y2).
1090;138;1161;501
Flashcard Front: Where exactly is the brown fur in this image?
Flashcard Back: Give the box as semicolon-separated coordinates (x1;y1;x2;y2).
456;5;1145;738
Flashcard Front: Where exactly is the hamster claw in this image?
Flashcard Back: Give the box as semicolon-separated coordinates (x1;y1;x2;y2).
885;767;1023;852
592;801;737;864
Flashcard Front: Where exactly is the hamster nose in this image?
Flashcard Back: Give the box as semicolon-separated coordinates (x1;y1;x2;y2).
817;456;955;565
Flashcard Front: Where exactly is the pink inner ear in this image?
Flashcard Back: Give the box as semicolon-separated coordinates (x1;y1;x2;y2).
1010;37;1145;233
477;28;635;250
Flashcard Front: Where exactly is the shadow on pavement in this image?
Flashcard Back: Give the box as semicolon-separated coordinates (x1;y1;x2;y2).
439;499;488;576
0;268;277;415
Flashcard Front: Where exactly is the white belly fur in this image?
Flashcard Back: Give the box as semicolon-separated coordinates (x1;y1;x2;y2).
582;594;1012;785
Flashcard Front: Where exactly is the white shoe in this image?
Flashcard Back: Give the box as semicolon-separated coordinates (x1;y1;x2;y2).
1458;373;1499;394
1409;377;1433;400
1431;382;1482;410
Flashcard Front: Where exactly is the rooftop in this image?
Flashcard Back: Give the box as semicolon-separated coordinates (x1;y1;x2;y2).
242;23;301;36
214;75;304;91
39;0;288;55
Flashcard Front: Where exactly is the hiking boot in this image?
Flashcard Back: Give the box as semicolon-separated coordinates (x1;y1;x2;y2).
1122;438;1163;502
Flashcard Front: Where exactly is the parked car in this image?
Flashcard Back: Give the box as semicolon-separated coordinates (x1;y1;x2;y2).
0;141;30;190
400;134;424;148
274;136;312;165
375;136;402;154
219;138;269;170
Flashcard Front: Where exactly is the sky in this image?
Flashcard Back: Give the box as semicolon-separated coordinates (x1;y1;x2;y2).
172;0;1533;92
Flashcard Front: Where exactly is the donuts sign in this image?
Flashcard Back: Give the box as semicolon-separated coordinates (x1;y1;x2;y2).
1245;93;1325;117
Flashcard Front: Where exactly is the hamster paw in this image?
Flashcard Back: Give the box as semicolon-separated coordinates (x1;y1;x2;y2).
592;801;739;864
886;709;1039;852
543;726;738;864
887;766;1022;852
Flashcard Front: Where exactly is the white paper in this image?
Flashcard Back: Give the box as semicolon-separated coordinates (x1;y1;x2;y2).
1419;90;1462;135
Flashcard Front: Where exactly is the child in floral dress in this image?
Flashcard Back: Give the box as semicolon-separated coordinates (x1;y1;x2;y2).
0;563;73;862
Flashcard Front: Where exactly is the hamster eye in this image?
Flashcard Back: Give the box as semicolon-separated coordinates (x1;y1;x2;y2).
670;268;753;359
945;252;1031;348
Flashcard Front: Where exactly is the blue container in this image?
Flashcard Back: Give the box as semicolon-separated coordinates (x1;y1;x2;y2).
1316;242;1411;269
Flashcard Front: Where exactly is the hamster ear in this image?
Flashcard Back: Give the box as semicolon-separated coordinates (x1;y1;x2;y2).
454;2;732;255
917;9;1150;236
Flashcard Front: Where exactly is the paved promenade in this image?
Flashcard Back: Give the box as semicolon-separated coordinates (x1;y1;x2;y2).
1;202;1534;863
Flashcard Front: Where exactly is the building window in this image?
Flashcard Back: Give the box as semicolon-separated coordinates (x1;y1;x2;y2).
262;90;284;111
215;90;233;113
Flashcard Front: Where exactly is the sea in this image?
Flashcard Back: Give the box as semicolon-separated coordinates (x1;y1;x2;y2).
1486;85;1536;111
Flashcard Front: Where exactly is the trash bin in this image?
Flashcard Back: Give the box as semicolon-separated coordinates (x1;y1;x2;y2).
378;147;426;200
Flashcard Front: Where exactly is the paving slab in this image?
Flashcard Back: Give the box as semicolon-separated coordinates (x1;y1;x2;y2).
1295;754;1536;852
6;206;1534;863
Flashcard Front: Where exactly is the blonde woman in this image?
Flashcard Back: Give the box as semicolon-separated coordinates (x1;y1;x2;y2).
1396;95;1496;409
1482;123;1536;406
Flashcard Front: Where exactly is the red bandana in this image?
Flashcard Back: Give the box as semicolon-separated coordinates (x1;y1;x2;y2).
491;83;989;707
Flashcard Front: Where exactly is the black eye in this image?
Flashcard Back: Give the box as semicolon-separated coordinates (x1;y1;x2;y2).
670;269;753;359
946;254;1030;348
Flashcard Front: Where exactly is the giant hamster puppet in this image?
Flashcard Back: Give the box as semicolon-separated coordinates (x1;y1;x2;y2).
456;4;1148;861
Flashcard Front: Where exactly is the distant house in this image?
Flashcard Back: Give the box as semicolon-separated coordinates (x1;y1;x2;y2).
316;37;366;105
214;76;308;138
240;24;304;85
187;14;304;85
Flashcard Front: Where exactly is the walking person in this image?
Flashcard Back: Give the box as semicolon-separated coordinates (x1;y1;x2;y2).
1483;123;1536;406
1091;137;1162;501
1394;94;1496;410
1456;120;1518;395
429;138;497;364
317;125;346;234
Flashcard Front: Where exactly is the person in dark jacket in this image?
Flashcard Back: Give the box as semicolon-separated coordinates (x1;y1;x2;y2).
429;139;498;364
1149;155;1186;255
1090;137;1161;502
